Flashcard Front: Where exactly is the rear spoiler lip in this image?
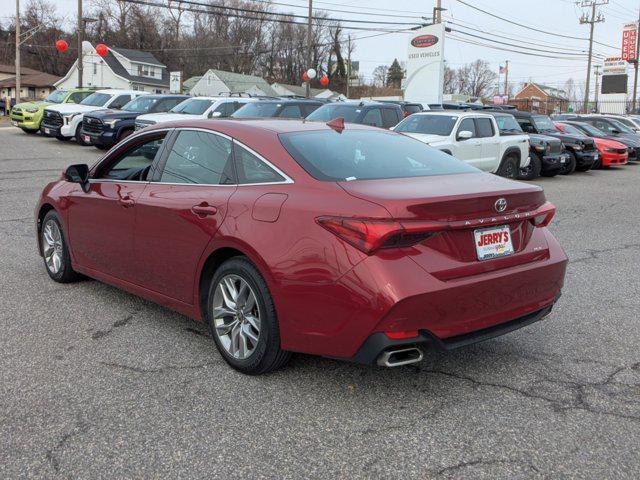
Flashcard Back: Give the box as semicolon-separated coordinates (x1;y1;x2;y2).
397;201;555;231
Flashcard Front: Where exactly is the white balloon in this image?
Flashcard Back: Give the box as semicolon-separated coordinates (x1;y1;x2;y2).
307;68;317;79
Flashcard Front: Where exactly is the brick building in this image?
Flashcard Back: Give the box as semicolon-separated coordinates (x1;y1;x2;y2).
512;82;569;114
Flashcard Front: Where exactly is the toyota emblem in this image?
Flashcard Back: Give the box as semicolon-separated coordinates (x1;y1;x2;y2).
494;198;507;212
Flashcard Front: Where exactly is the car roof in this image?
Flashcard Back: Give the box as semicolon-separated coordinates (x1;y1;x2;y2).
93;89;146;95
410;111;494;119
251;99;323;104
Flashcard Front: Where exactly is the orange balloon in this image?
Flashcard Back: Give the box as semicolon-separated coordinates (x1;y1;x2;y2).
96;44;108;57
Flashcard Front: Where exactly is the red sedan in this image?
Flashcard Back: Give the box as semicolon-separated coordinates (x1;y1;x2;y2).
36;119;567;374
555;122;628;168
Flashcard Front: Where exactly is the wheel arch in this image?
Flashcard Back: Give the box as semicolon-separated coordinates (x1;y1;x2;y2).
196;240;274;322
36;203;57;256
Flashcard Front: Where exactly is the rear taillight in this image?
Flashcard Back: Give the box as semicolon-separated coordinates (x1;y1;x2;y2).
531;202;555;228
316;217;436;254
403;111;410;117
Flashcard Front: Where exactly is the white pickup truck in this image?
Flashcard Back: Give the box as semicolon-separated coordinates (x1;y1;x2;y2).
394;111;530;178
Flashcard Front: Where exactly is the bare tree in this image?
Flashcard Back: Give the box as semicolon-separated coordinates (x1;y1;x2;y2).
372;65;388;88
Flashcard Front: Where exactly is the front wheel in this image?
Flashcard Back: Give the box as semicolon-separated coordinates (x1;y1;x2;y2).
559;151;577;175
497;155;519;179
75;125;90;146
518;152;542;181
40;210;81;283
206;257;291;375
22;128;38;134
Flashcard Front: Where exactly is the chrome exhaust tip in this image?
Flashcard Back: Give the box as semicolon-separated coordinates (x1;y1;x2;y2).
377;347;424;367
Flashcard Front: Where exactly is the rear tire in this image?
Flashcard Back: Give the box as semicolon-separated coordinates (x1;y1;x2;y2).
518;152;542;181
205;257;291;375
497;154;519;179
559;151;577;175
40;210;81;283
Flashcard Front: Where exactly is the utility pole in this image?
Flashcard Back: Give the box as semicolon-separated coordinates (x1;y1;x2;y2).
579;0;607;113
633;8;640;112
346;34;351;99
306;0;312;98
504;60;509;100
77;0;83;88
433;0;443;24
594;64;601;111
15;0;20;104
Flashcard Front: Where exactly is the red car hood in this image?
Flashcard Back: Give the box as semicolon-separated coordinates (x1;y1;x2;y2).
593;137;628;150
338;172;546;222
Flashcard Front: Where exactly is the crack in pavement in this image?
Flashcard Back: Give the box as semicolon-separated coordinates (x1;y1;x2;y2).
91;312;137;340
44;420;90;475
412;363;640;423
434;458;539;476
98;361;216;374
570;243;640;264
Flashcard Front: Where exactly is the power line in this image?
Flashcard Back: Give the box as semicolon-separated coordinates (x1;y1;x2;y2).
454;0;618;50
241;0;425;20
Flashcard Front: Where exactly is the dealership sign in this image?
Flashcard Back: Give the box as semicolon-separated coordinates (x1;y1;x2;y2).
622;23;637;62
404;23;445;105
170;71;182;93
603;57;628;75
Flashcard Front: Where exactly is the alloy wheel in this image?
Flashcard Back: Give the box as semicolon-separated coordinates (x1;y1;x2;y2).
42;220;63;274
212;274;261;359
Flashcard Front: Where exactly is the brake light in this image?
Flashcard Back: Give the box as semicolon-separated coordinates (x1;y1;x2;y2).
403;111;410;117
316;217;436;254
531;202;555;227
385;330;419;339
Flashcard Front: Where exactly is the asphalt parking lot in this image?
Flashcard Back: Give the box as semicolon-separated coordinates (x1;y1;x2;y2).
1;124;639;479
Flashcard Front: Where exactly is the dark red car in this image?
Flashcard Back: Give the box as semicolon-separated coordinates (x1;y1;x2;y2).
36;119;568;374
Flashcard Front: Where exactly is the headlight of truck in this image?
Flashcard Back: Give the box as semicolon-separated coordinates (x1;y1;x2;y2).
534;144;546;152
63;113;80;124
572;144;582;151
103;119;118;128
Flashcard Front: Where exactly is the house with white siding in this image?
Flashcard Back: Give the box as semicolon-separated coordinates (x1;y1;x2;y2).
55;42;169;93
189;69;277;97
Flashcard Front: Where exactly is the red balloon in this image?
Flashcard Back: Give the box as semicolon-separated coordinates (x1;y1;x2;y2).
302;71;308;81
55;40;68;52
96;44;108;57
320;76;329;87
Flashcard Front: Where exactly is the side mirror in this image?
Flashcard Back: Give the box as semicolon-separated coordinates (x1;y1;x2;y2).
208;110;222;118
65;164;90;192
457;130;473;140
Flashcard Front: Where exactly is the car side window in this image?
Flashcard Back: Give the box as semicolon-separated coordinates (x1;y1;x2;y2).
68;92;88;103
475;118;495;138
517;119;536;134
279;105;303;118
234;143;285;184
302;103;321;116
214;102;236;117
457;118;476;137
381;108;400;128
110;95;132;109
594;120;613;133
159;130;234;185
362;108;384;127
155;98;184;112
96;134;166;181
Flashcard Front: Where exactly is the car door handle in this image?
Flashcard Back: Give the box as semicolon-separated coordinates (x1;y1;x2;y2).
191;203;218;217
118;195;135;208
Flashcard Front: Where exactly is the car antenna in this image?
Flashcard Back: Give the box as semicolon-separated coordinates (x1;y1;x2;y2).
326;117;345;133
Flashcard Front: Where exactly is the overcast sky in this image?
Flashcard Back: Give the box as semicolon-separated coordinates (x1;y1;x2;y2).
48;0;640;95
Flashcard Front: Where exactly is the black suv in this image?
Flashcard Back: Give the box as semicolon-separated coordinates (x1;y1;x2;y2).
305;101;403;129
81;94;189;149
512;111;597;174
485;111;567;179
231;99;323;119
377;100;423;118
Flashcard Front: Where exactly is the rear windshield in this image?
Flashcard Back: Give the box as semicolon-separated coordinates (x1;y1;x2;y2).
306;104;361;123
532;115;556;131
232;102;280;118
395;114;457;136
494;115;522;133
170;98;214;115
404;104;423;114
279;130;477;181
80;93;113;106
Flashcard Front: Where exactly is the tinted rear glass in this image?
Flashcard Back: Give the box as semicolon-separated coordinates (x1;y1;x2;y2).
232;102;280;118
306;104;361;123
279;130;477;181
404;104;422;114
80;93;113;106
170;98;215;115
395;114;457;135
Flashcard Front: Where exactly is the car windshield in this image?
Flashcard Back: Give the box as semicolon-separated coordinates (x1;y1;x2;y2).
279;129;478;181
169;98;215;115
394;114;457;136
232;102;281;118
493;115;523;133
80;93;113;106
575;123;606;137
122;96;159;113
44;90;68;103
306;104;361;123
606;118;634;133
558;124;584;136
532;115;557;131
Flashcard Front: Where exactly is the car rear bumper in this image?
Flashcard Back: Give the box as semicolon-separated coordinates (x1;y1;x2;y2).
349;303;555;364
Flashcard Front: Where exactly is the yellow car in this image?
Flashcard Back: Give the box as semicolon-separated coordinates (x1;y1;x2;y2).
10;89;93;134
